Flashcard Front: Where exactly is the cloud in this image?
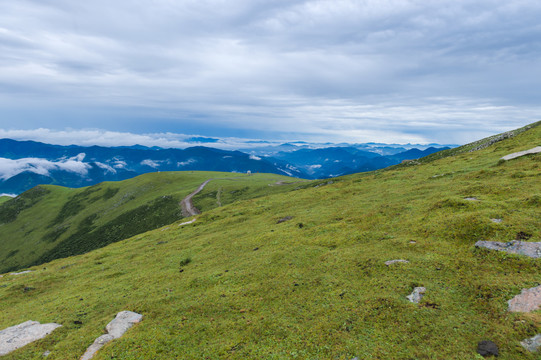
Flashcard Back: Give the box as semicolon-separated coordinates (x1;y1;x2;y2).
0;1;540;143
0;155;91;180
140;159;161;168
95;161;116;174
177;159;196;167
249;155;261;160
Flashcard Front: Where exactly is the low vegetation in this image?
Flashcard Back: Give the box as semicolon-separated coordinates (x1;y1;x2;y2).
0;172;302;273
0;123;539;359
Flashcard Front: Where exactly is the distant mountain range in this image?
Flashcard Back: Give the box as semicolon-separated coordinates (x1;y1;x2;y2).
0;138;450;194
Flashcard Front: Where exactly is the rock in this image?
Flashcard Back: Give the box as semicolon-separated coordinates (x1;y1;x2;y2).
80;335;115;360
521;334;541;353
490;218;503;223
80;311;142;360
501;146;541;161
477;340;499;357
464;197;479;201
406;287;426;303
0;320;62;356
9;270;33;276
277;216;293;224
43;350;51;357
508;285;541;312
385;259;409;266
475;240;541;258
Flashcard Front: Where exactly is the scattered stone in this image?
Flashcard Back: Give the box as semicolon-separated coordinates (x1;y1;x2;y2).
490;218;503;223
0;321;62;356
385;259;409;266
406;287;426;303
477;340;499;357
253;247;259;251
464;197;479;201
43;350;51;357
277;216;293;224
177;218;196;227
475;240;541;258
80;311;142;360
508;285;541;313
409;241;416;244
501;146;541;161
9;270;33;276
521;334;541;353
23;286;35;292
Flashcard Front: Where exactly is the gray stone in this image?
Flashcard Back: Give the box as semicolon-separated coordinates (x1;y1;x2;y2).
105;311;143;339
277;216;293;224
501;146;541;161
477;340;499;357
43;350;51;357
9;270;33;276
406;287;426;303
521;334;541;353
385;259;409;266
80;311;142;360
464;197;479;201
0;320;62;356
490;218;503;223
508;285;541;313
475;240;541;258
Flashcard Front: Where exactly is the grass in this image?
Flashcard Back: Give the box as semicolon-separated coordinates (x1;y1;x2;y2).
0;172;302;273
0;123;540;359
0;196;13;204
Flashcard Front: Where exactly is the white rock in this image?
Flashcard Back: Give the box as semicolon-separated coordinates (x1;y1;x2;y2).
385;259;409;266
407;287;426;303
9;270;33;276
501;146;541;161
521;334;541;353
106;311;143;339
79;311;142;360
0;320;62;356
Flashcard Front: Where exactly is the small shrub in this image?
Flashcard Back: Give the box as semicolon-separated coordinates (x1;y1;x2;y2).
179;257;192;267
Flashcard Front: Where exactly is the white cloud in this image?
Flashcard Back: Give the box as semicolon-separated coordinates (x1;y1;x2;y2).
0;156;91;180
140;159;161;168
177;159;196;167
95;161;116;174
249;154;261;160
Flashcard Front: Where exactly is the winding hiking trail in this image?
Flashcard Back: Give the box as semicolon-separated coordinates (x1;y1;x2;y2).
181;179;211;217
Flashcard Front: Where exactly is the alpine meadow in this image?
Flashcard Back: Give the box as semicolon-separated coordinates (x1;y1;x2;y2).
0;121;539;359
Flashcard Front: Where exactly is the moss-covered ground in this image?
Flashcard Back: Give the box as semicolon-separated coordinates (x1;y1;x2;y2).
0;123;539;359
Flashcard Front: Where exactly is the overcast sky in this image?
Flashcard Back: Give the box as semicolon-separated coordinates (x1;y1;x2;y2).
0;0;540;146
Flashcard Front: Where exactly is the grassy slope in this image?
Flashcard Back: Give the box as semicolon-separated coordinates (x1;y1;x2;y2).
0;125;539;359
0;196;11;204
0;172;302;273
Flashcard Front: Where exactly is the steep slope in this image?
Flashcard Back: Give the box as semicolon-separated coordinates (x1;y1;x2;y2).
0;172;304;273
0;123;540;359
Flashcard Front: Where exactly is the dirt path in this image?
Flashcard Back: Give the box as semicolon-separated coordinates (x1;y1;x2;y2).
180;179;211;217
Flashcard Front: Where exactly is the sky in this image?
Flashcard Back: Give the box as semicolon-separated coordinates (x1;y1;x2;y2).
0;0;540;147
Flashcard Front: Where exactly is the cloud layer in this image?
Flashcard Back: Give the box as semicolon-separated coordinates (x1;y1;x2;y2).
0;154;90;180
1;1;540;143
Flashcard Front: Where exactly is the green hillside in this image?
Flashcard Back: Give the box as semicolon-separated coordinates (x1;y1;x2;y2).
0;172;304;273
0;196;11;204
0;123;540;359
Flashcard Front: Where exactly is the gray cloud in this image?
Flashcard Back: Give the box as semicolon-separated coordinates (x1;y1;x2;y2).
0;0;540;144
